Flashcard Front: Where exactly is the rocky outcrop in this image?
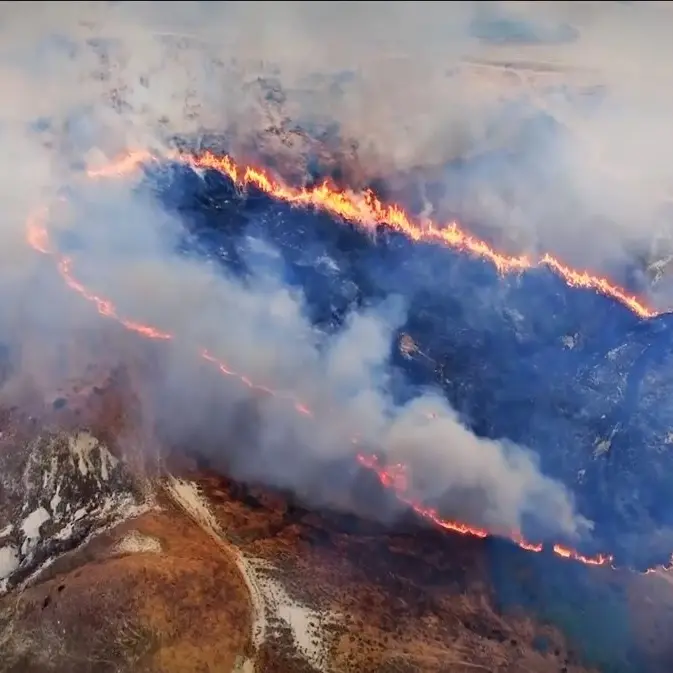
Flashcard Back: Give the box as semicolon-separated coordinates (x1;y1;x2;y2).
0;427;144;594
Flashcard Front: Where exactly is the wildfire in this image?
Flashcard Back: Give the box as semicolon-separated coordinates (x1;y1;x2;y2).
85;149;658;320
25;147;664;571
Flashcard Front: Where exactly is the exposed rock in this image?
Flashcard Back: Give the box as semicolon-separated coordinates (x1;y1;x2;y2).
0;426;145;594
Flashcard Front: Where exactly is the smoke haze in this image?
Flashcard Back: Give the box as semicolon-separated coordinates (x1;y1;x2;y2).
1;1;671;544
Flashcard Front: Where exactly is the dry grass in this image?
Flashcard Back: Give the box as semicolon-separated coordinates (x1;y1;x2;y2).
0;506;251;673
192;472;601;673
4;460;673;673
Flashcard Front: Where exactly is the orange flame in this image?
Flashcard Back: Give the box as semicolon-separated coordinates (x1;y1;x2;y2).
86;149;657;320
551;544;613;567
25;148;660;571
26;207;51;255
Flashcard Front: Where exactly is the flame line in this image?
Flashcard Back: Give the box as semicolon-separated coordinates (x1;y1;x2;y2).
24;148;670;571
87;148;658;320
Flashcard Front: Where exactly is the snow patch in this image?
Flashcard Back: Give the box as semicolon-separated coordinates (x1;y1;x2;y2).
50;483;62;515
42;455;59;492
68;431;118;480
257;568;332;670
0;546;19;579
165;477;219;533
114;530;162;555
0;429;152;598
164;476;268;649
69;432;98;476
18;499;152;595
20;507;50;554
74;507;87;521
163;476;333;670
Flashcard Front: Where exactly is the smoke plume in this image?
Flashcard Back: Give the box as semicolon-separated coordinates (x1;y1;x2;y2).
2;1;670;543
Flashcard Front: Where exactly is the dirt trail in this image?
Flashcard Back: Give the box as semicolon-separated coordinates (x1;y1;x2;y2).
163;476;266;667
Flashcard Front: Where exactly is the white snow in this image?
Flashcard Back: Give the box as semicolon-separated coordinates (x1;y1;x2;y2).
20;506;50;554
67;431;118;480
239;555;269;649
165;477;220;532
69;432;98;476
256;570;331;670
50;483;62;515
0;545;19;579
17;498;152;595
74;507;87;521
164;476;333;670
99;445;118;481
165;477;268;648
42;455;59;491
114;530;162;555
0;429;154;598
55;522;74;541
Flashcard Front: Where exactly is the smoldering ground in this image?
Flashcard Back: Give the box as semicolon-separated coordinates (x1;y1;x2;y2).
0;2;672;548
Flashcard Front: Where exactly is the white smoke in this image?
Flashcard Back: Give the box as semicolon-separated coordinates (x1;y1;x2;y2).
5;1;668;540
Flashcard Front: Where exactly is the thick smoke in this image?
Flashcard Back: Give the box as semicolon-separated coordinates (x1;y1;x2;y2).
62;183;586;539
1;2;669;541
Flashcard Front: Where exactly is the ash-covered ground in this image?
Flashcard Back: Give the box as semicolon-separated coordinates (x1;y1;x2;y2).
117;134;673;570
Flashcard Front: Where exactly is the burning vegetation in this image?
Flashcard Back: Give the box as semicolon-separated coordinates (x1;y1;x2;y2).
24;147;667;572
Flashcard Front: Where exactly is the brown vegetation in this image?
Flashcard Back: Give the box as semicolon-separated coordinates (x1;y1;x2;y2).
0;506;251;673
